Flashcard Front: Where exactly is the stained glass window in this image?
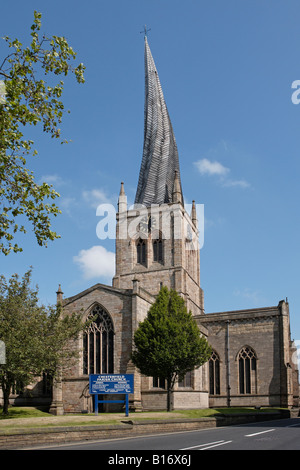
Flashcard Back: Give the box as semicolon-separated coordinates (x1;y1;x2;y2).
83;305;114;375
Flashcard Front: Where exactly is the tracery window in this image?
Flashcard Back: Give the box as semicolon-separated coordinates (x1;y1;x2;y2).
42;372;52;396
238;346;257;394
178;371;192;388
137;239;146;265
83;305;114;375
209;350;220;395
153;238;163;263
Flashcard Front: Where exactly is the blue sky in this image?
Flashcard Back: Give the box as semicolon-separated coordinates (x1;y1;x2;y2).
1;1;300;352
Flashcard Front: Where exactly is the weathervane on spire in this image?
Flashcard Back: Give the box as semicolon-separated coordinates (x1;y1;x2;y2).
140;25;151;38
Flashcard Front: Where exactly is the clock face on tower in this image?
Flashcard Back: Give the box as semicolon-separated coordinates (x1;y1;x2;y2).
139;215;156;234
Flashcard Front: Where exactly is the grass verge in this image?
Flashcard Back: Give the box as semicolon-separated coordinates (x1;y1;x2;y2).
0;405;284;431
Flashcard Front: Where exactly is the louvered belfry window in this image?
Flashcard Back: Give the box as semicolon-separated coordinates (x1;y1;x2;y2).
153;238;163;263
83;305;114;375
137;239;146;265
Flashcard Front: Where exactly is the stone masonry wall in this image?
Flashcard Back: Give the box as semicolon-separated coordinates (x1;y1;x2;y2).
199;307;281;407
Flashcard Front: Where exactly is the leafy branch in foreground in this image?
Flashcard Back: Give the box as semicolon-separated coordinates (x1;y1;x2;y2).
0;268;87;415
0;11;85;255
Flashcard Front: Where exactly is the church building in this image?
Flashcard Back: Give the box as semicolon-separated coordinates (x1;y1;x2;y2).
48;36;298;414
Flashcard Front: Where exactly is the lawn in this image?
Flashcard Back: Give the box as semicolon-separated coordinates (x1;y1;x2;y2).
0;407;50;420
0;405;282;422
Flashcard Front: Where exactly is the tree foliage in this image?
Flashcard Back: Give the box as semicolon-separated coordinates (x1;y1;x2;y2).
131;286;212;411
0;11;85;255
0;268;86;414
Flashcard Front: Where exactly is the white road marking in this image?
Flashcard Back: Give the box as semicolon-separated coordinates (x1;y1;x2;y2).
181;440;226;450
199;440;233;450
245;429;275;437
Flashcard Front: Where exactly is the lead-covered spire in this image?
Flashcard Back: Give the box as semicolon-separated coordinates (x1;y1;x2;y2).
135;37;183;207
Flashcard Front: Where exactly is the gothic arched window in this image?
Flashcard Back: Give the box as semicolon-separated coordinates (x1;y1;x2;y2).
209;350;220;395
178;371;192;388
83;305;114;375
238;346;257;394
137;239;146;265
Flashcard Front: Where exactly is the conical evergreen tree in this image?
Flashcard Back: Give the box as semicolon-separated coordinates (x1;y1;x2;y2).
132;286;211;411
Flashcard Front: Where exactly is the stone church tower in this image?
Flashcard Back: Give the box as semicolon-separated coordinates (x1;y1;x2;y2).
49;36;209;415
113;39;204;317
46;36;298;415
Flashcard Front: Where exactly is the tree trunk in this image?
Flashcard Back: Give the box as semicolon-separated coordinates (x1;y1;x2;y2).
166;377;173;412
1;381;11;415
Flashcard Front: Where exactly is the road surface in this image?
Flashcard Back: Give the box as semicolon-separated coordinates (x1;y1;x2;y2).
22;416;300;453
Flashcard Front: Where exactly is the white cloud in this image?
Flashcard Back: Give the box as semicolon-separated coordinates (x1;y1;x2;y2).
222;179;251;189
73;245;115;280
194;158;250;189
233;288;266;306
194;158;229;176
59;196;77;216
39;174;66;186
82;189;115;208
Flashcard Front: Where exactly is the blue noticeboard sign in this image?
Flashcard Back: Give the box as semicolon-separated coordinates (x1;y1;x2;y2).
89;374;134;394
89;374;134;417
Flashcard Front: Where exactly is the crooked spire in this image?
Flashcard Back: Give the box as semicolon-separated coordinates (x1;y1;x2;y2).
135;36;183;207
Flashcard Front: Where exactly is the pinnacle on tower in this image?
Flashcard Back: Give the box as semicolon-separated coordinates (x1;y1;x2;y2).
191;200;198;227
118;181;127;213
172;170;183;204
56;284;63;304
135;37;183;207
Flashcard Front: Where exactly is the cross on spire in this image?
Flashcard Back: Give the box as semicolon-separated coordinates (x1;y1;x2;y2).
140;25;151;38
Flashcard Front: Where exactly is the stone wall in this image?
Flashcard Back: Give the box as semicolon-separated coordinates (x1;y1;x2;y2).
199;301;299;408
52;281;157;414
113;204;204;316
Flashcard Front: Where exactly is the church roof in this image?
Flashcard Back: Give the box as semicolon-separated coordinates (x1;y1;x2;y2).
134;36;183;207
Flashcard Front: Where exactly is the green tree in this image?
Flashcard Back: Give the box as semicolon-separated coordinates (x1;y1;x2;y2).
0;268;86;415
131;286;212;411
0;11;85;255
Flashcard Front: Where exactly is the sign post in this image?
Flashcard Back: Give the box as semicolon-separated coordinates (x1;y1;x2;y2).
89;374;134;417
